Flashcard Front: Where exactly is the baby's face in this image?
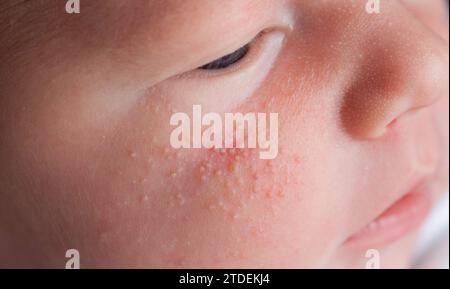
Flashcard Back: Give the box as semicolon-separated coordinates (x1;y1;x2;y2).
0;0;448;268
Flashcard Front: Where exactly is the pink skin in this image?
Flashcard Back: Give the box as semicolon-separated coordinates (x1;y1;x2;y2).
0;0;448;268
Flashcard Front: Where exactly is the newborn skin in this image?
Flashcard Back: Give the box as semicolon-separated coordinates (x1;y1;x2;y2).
0;0;448;268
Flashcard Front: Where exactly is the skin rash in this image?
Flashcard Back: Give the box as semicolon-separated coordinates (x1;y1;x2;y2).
0;0;448;268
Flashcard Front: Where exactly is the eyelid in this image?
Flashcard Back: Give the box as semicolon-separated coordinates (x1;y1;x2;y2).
176;29;287;80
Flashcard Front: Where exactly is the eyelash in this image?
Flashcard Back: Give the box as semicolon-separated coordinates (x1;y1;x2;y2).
199;44;251;70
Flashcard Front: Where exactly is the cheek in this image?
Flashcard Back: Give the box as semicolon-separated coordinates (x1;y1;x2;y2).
137;102;347;267
150;146;305;267
0;98;316;267
93;87;339;267
432;95;449;184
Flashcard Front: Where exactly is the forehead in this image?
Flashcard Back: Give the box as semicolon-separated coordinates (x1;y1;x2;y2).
1;0;273;45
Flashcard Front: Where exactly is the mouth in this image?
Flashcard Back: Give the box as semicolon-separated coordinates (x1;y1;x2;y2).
345;180;433;248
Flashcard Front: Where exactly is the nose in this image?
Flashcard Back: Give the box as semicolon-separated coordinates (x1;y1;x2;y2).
341;7;449;139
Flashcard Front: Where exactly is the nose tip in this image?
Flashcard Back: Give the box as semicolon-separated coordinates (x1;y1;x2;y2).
410;45;449;109
380;46;449;136
341;30;449;140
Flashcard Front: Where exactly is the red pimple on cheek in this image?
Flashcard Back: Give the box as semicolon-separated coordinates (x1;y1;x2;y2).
192;149;258;209
227;162;236;173
264;160;275;174
198;149;248;179
193;147;304;219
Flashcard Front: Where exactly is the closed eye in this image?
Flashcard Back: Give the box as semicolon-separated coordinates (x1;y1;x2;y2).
198;43;250;70
179;30;285;80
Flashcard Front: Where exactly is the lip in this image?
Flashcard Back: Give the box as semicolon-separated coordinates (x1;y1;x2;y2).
345;181;433;248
